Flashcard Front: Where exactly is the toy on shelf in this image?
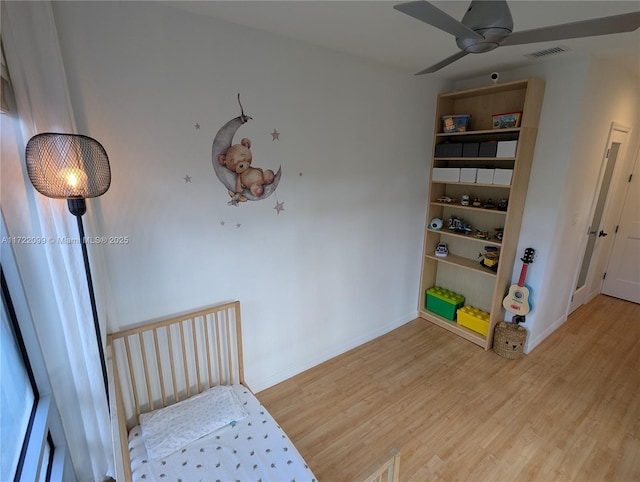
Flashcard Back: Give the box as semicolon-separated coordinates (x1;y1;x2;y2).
435;242;449;257
474;229;490;240
479;246;499;271
484;198;495;209
494;228;504;241
461;194;470;206
437;196;456;204
429;217;443;230
497;198;509;211
448;216;472;235
472;197;482;207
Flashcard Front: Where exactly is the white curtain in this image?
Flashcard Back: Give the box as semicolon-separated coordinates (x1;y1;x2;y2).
1;2;114;480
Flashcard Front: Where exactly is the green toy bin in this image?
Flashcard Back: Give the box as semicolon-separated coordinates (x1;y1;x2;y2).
425;286;465;321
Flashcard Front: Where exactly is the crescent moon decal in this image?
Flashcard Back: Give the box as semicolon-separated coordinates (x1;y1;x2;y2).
212;111;282;206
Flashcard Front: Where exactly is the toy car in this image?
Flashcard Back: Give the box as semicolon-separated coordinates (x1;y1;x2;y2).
448;216;472;234
435;242;449;257
436;196;456;204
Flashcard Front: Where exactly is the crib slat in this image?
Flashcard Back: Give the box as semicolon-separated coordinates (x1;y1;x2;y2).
166;325;179;403
192;317;202;393
226;308;233;385
152;328;166;408
123;336;140;417
180;320;190;398
203;314;213;388
138;332;154;411
235;302;244;386
215;311;223;384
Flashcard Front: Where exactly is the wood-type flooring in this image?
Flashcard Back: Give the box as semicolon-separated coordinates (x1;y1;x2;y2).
258;295;640;481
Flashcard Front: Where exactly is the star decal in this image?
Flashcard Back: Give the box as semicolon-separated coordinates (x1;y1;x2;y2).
274;200;285;214
184;175;192;183
194;123;200;130
270;129;280;141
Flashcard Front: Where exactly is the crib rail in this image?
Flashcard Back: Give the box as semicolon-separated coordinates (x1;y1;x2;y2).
355;448;401;482
108;300;243;428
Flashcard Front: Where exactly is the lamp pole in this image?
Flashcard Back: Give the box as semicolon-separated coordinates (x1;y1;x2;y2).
67;198;109;409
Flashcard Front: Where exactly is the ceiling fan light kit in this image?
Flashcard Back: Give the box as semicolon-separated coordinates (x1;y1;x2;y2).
394;0;640;74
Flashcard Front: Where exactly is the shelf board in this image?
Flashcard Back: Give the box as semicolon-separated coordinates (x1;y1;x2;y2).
434;157;515;162
425;253;498;277
436;128;520;137
432;181;511;188
418;310;486;347
429;228;502;247
430;201;508;215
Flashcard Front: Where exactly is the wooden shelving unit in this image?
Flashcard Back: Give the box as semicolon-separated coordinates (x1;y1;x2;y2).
419;79;545;349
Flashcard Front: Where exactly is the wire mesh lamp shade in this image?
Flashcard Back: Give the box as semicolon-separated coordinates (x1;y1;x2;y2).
25;133;111;199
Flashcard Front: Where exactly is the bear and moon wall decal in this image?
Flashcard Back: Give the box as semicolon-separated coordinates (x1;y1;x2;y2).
212;95;282;207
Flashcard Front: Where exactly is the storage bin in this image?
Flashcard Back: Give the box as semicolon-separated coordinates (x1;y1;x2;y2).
462;142;480;157
479;141;498;157
493;321;528;359
432;168;460;183
460;168;477;183
476;168;495;184
457;305;490;336
493;168;513;186
435;143;463;157
497;140;518;157
426;286;465;321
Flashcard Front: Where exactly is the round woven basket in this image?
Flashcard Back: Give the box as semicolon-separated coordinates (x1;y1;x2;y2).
493;321;528;359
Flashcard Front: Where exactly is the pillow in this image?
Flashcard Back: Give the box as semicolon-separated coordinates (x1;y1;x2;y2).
139;385;248;459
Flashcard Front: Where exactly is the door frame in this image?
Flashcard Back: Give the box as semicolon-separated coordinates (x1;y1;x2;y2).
569;122;631;313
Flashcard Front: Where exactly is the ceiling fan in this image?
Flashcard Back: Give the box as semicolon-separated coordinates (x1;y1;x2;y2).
394;0;640;74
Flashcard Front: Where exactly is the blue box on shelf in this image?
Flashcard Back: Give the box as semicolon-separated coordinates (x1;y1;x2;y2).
441;114;472;133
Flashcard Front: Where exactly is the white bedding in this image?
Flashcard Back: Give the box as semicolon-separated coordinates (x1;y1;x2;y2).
128;384;317;482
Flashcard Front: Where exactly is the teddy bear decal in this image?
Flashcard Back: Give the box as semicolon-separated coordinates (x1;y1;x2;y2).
212;96;281;206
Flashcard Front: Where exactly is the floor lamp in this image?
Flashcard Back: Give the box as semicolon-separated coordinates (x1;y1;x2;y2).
25;133;111;408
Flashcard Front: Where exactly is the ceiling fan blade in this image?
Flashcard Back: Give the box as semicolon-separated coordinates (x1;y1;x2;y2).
502;11;640;46
394;1;483;40
415;50;470;75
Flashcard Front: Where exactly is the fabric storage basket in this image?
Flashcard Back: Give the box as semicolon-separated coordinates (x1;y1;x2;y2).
493;321;527;359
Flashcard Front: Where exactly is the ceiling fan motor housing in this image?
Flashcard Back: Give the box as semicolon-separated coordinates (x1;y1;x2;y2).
457;1;513;53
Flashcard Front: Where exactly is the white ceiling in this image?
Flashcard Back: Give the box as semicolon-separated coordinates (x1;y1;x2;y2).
166;1;640;80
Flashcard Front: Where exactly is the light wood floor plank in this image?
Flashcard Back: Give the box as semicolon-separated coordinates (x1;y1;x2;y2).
259;295;640;481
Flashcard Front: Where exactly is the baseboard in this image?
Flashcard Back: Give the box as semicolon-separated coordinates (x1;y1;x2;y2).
253;310;418;393
524;313;568;353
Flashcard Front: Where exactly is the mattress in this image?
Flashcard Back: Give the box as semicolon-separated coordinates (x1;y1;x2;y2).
128;384;317;482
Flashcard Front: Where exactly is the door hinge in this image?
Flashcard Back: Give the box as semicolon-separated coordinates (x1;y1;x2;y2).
615;225;619;233
603;272;607;280
629;174;633;183
606;148;610;158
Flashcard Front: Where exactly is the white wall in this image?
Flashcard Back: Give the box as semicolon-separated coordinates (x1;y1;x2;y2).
51;1;442;391
456;54;639;351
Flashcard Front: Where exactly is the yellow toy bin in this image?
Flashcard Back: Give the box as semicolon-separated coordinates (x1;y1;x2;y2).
456;306;490;336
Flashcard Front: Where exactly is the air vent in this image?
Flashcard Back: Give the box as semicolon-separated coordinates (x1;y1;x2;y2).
524;45;571;60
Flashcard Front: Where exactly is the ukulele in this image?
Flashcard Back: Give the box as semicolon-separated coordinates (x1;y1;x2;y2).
502;248;535;315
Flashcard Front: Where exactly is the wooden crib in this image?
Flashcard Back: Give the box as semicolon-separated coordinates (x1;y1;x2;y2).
107;300;399;481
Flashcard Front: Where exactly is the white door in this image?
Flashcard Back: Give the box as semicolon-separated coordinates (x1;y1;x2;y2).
570;123;631;313
602;148;640;303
